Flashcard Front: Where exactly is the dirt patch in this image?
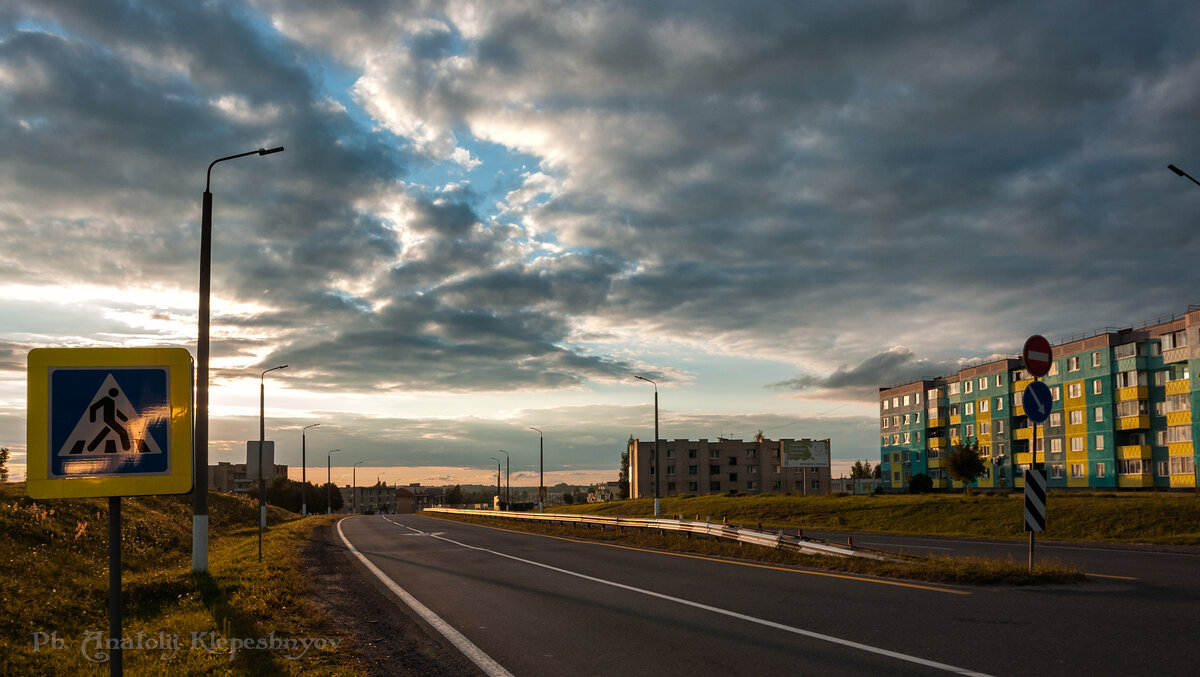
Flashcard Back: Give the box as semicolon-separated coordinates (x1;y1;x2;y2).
301;520;486;677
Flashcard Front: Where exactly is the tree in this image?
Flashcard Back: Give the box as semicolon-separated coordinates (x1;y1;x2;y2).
908;473;933;494
445;485;464;505
619;436;632;499
946;440;988;489
850;460;875;479
872;463;882;480
0;447;8;483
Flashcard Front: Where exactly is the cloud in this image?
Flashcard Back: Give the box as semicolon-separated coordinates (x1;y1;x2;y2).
769;347;961;398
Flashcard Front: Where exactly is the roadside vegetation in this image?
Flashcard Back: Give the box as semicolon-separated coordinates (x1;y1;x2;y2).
426;512;1086;586
0;481;356;676
547;491;1200;545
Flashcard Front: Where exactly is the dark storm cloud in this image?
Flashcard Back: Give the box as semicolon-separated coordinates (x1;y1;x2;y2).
769;348;961;395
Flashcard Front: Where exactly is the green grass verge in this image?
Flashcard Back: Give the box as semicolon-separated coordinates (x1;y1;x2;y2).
548;492;1200;545
426;512;1086;586
0;482;358;676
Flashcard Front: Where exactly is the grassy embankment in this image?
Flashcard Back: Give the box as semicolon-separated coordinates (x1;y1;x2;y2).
0;481;356;676
551;491;1200;545
429;491;1199;586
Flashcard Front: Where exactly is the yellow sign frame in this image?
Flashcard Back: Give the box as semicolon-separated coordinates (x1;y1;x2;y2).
26;347;193;498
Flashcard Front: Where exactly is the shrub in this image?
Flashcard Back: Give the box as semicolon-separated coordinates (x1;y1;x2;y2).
908;473;934;494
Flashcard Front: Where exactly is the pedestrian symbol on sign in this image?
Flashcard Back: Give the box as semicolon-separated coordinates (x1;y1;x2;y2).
59;373;164;457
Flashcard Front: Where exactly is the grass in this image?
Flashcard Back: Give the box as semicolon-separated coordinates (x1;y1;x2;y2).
547;491;1200;545
426;512;1086;586
0;481;357;676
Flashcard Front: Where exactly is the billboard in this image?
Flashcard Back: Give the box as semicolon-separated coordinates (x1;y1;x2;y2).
782;439;830;468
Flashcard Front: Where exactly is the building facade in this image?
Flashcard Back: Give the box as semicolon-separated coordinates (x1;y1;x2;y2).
208;461;289;494
629;437;831;498
880;306;1200;491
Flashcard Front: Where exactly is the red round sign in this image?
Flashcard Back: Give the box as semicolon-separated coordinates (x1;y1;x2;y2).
1022;334;1053;377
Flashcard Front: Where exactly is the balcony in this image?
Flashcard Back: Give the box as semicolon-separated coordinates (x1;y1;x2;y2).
928;457;944;469
1168;442;1194;457
1165;379;1190;396
1166;411;1192;427
1015;452;1045;465
1169;474;1196;488
1162;346;1189;365
949;414;962;425
928;417;945;429
1118;444;1152;459
1116;415;1149;431
1118;474;1154;489
928;437;945;449
1015;427;1035;440
1115;386;1148;402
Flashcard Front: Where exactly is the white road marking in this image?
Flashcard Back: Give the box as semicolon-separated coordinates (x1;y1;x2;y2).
337;517;514;677
398;517;994;676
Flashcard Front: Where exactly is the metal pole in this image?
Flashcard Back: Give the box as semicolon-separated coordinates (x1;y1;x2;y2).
653;385;660;518
109;496;122;677
193;147;284;574
258;365;286;562
326;449;339;513
302;424;319;517
498;450;510;510
529;428;543;512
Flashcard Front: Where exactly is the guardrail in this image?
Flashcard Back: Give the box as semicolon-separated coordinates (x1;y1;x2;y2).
423;508;904;562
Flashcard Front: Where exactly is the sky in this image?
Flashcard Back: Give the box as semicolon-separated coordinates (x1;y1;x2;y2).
2;1;1200;488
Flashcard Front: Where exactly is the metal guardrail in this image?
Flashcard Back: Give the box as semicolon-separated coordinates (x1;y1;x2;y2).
423;508;903;562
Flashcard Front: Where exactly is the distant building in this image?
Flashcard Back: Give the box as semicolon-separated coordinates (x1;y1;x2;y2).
879;305;1200;492
830;477;881;495
208;461;288;494
394;483;445;514
338;481;396;513
628;437;831;498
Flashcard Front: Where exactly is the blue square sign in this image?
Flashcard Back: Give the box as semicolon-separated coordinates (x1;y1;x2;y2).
27;347;193;499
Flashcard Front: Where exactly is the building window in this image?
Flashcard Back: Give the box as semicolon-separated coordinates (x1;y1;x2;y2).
812;479;821;489
1092;379;1102;395
903;413;910;425
728;473;738;482
1170;457;1195;474
689;465;698;475
965;381;973;394
1051;386;1061;401
1051;464;1064;479
966;424;975;437
667;449;675;458
689;449;697;458
1068;383;1082;398
1166;425;1193;444
746;465;758;474
1095;463;1106;478
903;394;911;406
1092;352;1101;367
882;400;890;411
689;482;698;492
995;374;1003;387
1070;410;1083;425
710;465;720;474
915;391;922;404
1070;463;1084;478
996;420;1005;434
710;481;721;491
949;383;960;395
1118;459;1143;475
915;412;921;423
904;433;911;443
1094;407;1103;422
980;377;988;390
996;397;1004;411
980;422;990;435
710;449;719;459
668;465;676;476
1049;412;1062;427
1048;438;1061;453
965;402;974;415
747;481;758;491
1094;435;1105;451
1158;460;1170;477
667;482;676;491
1070;437;1083;452
980;399;989;413
1068;356;1079;371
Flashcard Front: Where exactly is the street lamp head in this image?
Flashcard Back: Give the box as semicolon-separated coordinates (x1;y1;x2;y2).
635;374;656;387
1169;164;1185;176
304;423;320;432
259;146;285;156
529;426;542;434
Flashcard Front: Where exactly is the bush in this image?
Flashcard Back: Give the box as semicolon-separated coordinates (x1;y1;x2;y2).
908;473;934;494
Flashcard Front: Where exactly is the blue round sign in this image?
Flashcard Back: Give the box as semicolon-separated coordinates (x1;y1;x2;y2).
1022;381;1053;424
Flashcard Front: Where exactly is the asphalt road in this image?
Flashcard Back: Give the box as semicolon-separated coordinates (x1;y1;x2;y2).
337;515;1197;676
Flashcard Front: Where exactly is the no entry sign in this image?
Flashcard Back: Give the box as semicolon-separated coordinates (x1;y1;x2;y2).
1022;335;1053;377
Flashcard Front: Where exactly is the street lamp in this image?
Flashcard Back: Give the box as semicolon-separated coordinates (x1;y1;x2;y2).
193;145;284;574
326;449;340;513
1168;164;1200;188
497;450;510;510
301;423;320;516
489;457;502;510
353;461;363;513
257;364;287;562
529;427;544;512
635;375;661;518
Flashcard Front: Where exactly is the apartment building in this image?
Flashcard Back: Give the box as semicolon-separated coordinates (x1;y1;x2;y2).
880;306;1200;491
629;436;831;498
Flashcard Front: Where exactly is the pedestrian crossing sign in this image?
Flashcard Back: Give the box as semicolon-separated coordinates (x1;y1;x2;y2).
27;347;193;498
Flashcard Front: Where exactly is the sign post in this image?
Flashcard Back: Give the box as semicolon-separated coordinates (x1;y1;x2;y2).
1020;335;1053;572
27;347;193;676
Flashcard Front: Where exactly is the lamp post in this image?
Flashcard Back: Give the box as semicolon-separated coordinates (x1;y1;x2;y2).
257;364;287;562
497;450;510;510
193;145;284;574
1168;164;1200;188
489;457;502;509
635;375;661;518
353;461;363;513
1168;164;1200;493
326;449;340;513
529;427;543;512
301;423;320;516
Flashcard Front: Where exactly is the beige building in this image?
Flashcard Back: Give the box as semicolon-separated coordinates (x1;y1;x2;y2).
208;461;288;494
629;436;831;498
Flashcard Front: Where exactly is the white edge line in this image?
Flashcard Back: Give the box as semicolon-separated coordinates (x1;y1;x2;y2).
426;519;994;677
336;516;514;677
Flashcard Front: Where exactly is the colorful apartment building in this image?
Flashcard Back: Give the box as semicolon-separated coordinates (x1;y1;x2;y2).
879;306;1200;491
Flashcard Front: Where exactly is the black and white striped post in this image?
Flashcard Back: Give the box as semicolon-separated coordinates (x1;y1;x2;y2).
1021;335;1053;573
